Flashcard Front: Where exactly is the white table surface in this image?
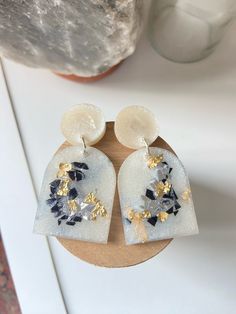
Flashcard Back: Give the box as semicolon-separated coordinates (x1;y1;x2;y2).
0;7;236;314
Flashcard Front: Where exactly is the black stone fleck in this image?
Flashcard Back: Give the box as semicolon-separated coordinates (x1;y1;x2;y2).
60;215;68;220
72;162;89;170
166;207;174;214
73;216;82;222
46;198;57;206
66;221;76;226
50;179;61;194
68;188;78;200
175;201;181;210
147;216;158;226
126;218;132;224
51;204;62;213
146;189;155;200
55;210;63;217
68;170;85;181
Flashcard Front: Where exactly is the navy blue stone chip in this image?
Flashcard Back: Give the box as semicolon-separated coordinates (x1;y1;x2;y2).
51;204;62;213
50;179;61;194
166;207;174;214
73;216;82;222
146;189;155;200
66;221;76;226
174;201;181;210
147;216;158;226
68;188;78;199
68;170;85;181
125;218;132;224
46;198;57;206
72;162;89;170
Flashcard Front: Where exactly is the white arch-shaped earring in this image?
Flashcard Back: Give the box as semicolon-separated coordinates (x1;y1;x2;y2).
34;104;116;244
115;105;198;245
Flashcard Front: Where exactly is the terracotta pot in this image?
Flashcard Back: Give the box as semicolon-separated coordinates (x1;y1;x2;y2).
55;61;122;83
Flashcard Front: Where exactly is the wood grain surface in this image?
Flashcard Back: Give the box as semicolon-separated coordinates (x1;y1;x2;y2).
57;122;175;267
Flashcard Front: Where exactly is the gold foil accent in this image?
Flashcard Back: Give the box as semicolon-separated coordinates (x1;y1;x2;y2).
147;154;163;169
127;208;149;243
158;211;169;222
127;208;135;221
155;181;171;197
84;192;107;220
84;192;97;204
134;220;148;243
57;163;72;178
57;178;70;196
127;209;151;221
67;199;78;215
142;210;152;219
181;189;191;201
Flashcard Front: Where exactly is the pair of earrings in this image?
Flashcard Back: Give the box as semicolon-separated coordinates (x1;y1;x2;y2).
34;104;198;245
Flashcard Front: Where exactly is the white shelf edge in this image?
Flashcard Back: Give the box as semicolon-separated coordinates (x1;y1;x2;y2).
0;60;67;314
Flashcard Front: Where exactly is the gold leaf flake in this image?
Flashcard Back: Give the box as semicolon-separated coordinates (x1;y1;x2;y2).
93;202;107;218
84;192;97;204
67;199;78;215
142;210;152;219
147;154;163;169
158;211;169;222
134;221;148;243
57;163;72;178
155;181;171;197
181;189;191;201
127;208;151;221
84;192;107;220
57;178;70;196
127;208;135;220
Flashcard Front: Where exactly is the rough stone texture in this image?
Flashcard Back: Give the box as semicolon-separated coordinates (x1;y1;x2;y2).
0;0;143;76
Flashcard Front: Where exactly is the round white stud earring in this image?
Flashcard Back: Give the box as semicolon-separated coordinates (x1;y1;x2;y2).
34;104;116;244
115;105;198;245
114;105;159;150
61;103;106;147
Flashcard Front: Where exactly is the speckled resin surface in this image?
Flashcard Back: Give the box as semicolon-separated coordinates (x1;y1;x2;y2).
118;147;198;245
34;145;116;243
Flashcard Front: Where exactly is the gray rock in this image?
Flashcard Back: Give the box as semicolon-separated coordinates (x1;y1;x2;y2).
0;0;143;76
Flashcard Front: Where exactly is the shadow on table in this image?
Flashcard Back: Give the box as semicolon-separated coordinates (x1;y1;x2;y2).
163;181;236;298
192;181;236;229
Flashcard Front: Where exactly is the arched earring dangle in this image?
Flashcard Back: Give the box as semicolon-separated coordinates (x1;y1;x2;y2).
34;104;116;244
115;106;198;245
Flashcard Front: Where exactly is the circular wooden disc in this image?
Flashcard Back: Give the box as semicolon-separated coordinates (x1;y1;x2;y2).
58;122;175;268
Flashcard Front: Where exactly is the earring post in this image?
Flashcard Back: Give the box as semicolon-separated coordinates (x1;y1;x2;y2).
142;138;150;156
81;136;87;155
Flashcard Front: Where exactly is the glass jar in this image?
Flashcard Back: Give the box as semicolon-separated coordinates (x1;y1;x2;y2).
148;0;236;63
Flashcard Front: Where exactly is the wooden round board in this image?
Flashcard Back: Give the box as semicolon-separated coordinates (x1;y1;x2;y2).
57;122;175;268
